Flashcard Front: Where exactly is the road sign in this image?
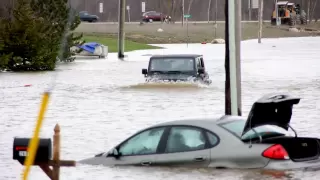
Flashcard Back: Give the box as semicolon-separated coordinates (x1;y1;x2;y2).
99;3;103;13
183;14;191;18
141;2;146;12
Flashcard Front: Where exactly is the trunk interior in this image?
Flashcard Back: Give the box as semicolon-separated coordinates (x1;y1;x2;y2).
261;136;320;162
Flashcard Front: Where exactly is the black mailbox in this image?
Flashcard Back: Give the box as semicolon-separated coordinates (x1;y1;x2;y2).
13;137;52;165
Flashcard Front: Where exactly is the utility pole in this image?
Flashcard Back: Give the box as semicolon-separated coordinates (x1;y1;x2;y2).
275;0;280;26
307;0;310;24
258;0;264;43
235;0;242;116
207;0;212;23
118;0;126;59
225;0;242;116
214;0;218;39
248;0;252;21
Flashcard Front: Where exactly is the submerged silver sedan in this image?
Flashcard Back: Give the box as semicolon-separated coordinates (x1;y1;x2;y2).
79;93;320;170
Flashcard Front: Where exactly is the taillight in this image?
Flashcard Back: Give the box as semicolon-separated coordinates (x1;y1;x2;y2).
262;144;289;160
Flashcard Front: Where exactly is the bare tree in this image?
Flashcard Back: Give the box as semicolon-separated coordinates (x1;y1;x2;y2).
187;0;194;15
207;0;212;23
310;0;318;23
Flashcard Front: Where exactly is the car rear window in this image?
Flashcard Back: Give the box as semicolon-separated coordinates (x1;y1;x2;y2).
219;120;290;140
219;120;245;137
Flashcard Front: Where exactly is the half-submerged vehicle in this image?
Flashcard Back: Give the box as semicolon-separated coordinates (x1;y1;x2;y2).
141;54;212;85
79;93;320;170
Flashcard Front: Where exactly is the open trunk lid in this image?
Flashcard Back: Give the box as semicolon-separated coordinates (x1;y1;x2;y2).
241;93;300;137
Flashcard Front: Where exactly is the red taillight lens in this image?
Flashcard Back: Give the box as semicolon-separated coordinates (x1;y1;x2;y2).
262;144;289;160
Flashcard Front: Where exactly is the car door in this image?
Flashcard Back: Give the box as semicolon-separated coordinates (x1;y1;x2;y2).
154;126;212;167
105;126;167;166
148;12;158;21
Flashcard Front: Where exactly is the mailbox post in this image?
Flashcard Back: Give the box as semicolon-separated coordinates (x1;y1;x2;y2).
13;124;75;180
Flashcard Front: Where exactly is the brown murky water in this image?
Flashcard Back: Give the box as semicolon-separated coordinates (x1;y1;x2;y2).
1;38;320;179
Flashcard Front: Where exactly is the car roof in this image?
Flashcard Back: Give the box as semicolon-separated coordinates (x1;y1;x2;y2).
150;54;202;59
148;115;246;130
277;1;288;5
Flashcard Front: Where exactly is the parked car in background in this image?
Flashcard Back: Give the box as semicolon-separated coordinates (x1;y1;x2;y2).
79;11;99;23
142;11;171;23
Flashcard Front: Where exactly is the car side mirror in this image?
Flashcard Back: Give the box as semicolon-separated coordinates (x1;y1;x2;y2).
107;148;121;159
142;68;148;75
198;68;205;74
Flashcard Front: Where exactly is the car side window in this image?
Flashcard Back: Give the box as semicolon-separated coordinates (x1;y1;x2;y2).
165;126;206;153
206;132;219;146
119;127;165;156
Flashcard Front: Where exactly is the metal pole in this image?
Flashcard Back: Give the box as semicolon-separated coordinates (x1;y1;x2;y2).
228;0;238;116
187;17;189;47
128;9;131;22
207;0;212;23
118;0;126;59
258;0;263;43
182;0;185;26
214;0;218;39
248;0;252;21
307;0;310;24
235;0;242;116
275;0;279;26
225;0;231;115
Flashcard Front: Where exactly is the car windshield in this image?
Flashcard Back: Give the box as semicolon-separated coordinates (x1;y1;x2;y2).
219;120;290;140
143;11;156;16
80;11;88;15
149;58;195;72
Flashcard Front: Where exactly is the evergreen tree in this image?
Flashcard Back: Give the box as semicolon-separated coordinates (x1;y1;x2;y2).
0;34;10;70
0;0;57;71
31;0;83;62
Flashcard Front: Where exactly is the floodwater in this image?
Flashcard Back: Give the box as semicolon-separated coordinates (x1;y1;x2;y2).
1;37;320;180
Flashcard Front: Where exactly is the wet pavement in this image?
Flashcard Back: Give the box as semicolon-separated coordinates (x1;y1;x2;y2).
1;37;320;179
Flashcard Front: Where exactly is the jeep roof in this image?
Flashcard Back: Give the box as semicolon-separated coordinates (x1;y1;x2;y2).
150;54;203;59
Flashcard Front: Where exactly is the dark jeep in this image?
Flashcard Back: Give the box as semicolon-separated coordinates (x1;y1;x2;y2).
141;54;212;85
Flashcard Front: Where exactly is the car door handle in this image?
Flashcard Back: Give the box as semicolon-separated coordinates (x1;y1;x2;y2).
141;161;152;166
193;157;205;162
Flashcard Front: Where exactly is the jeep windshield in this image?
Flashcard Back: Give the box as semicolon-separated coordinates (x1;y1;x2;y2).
148;58;195;73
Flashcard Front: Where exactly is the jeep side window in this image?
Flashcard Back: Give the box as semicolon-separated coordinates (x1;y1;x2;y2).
199;57;205;69
196;58;201;69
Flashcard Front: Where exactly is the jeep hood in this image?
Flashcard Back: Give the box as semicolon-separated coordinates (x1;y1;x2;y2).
241;93;300;137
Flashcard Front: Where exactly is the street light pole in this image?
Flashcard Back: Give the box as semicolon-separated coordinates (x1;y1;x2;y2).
225;0;241;116
258;0;264;43
118;0;126;59
235;0;242;116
